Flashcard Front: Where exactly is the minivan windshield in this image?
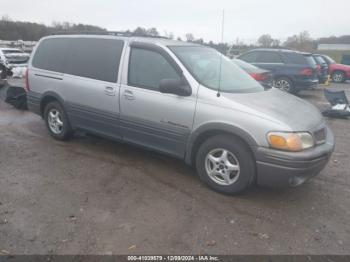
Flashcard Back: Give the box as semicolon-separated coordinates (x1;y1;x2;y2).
170;46;264;93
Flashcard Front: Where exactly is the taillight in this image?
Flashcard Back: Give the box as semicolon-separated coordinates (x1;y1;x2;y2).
24;68;30;92
300;68;313;76
249;73;267;81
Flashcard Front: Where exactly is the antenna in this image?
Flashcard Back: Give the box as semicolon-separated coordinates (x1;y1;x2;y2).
217;9;225;97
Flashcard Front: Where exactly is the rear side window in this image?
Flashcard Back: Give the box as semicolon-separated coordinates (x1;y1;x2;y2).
128;48;180;91
33;38;124;82
281;52;307;65
239;52;259;63
256;51;283;63
32;38;68;72
65;38;124;82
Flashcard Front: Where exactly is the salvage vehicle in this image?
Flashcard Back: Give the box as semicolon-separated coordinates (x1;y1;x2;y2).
238;49;319;94
26;35;334;194
318;54;350;83
0;61;13;87
312;54;329;84
0;48;30;68
232;59;273;88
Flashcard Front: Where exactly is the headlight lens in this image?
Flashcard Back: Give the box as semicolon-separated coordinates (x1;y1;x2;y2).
267;132;314;151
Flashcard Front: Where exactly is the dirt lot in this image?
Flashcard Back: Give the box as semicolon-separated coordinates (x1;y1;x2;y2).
0;79;350;255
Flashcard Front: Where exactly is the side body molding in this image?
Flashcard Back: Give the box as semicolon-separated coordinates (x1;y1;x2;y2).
27;90;66;117
185;122;259;165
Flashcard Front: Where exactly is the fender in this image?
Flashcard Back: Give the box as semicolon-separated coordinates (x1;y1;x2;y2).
185;122;258;165
39;91;66;116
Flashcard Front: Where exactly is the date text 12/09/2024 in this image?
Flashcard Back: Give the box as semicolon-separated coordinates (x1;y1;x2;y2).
127;256;219;261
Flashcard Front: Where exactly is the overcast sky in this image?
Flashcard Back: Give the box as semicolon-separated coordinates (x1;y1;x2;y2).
1;0;349;43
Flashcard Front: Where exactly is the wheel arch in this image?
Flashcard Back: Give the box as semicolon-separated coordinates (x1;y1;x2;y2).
185;123;258;166
274;75;294;84
40;91;66;117
332;70;346;81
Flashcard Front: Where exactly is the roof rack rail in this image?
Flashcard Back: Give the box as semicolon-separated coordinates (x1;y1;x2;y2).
52;30;169;39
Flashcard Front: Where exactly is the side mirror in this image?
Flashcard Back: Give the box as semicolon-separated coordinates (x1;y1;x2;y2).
159;77;192;96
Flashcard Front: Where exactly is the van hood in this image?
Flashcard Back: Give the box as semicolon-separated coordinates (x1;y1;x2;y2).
223;88;324;131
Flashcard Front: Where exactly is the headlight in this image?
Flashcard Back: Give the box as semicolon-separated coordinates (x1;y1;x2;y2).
267;132;314;152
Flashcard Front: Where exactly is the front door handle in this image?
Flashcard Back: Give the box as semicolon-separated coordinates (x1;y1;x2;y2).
104;86;116;96
124;90;135;100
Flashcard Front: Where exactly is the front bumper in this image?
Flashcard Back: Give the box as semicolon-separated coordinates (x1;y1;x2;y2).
253;127;335;187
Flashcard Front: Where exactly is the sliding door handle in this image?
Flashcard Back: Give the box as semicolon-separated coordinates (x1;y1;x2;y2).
124;90;135;100
104;86;116;96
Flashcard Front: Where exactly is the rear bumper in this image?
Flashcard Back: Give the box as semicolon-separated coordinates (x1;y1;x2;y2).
294;78;319;90
253;127;335;187
0;79;6;87
8;63;28;68
27;90;41;116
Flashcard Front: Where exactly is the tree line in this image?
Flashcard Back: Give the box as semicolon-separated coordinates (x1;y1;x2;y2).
1;16;349;54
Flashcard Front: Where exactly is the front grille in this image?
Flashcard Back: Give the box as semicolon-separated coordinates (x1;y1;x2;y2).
314;128;326;145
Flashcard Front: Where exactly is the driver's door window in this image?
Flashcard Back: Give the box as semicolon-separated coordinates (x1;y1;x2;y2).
128;48;180;91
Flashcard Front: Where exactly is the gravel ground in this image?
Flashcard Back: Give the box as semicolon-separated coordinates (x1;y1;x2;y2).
0;79;349;255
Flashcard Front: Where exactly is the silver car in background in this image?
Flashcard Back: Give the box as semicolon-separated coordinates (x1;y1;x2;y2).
0;47;30;68
26;35;334;194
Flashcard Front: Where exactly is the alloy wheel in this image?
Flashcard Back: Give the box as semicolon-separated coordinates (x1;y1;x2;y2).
333;72;344;83
48;109;64;135
275;79;291;92
205;148;240;186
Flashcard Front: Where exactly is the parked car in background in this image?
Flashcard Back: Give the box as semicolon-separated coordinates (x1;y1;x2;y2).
0;63;6;87
238;49;318;94
0;48;30;68
0;61;13;87
318;54;350;83
312;54;329;84
26;35;334;194
232;58;273;88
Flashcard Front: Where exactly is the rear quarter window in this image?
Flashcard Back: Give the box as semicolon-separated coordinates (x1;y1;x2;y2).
281;52;307;65
256;51;283;63
32;38;68;72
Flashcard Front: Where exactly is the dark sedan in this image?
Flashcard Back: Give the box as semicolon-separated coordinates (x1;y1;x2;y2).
233;59;273;88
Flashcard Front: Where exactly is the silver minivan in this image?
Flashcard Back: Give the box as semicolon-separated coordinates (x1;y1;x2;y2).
26;35;335;194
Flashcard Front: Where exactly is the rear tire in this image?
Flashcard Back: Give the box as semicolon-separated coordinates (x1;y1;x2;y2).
44;101;73;141
332;71;346;83
275;77;297;94
195;134;255;194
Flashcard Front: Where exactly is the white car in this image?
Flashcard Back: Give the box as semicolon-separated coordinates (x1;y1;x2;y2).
0;48;30;68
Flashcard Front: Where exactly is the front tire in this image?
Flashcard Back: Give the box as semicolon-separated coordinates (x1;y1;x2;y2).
44;101;73;140
195;135;255;194
332;71;346;83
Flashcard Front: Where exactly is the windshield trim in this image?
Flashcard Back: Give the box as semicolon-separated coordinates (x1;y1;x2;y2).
168;45;264;94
